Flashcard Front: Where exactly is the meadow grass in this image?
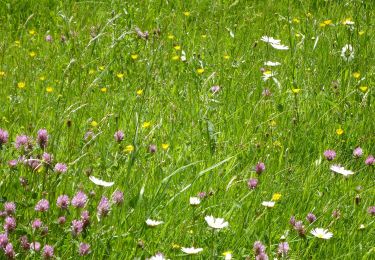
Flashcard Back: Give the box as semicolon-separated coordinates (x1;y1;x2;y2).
0;0;374;259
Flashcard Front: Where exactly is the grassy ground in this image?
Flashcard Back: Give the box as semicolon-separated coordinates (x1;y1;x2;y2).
0;0;374;259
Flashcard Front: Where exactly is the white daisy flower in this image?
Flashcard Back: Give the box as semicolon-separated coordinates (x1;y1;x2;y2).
341;44;354;61
146;219;164;227
189;197;201;205
261;36;281;45
181;247;203;255
262;71;277;81
264;61;281;66
262;201;275;208
330;165;354;177
149;253;167;260
204;215;229;229
89;176;114;187
311;228;333;239
270;43;289;50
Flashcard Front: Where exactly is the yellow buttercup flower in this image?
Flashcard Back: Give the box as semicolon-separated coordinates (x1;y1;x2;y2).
197;68;204;74
29;51;36;58
116;73;124;79
124;145;134;153
358;30;365;36
269;120;277;127
100;87;107;93
15;40;21;46
359;86;368;93
162;143;169;150
293;18;300;23
171;243;180;249
91;121;98;127
352;72;360;79
29;29;36;35
172;55;179;61
336;128;344;135
46;87;53;93
88;69;95;75
183;11;190;16
39;76;46;81
136;89;143;95
0;71;5;77
223;54;230;60
292;88;301;94
17;82;26;89
174;45;181;51
131;54;139;60
323;19;332;25
167;34;175;40
272;193;282;201
98;66;105;71
142;121;151;128
201;34;207;39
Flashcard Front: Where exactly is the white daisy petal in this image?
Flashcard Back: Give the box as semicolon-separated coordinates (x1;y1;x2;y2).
330;165;354;177
262;201;275;208
89;176;114;187
311;228;333;239
146;219;164;227
181;247;203;254
204;215;229;229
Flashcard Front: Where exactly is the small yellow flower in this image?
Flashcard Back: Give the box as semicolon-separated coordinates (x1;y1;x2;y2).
39;76;46;81
352;72;360;79
124;145;134;153
292;88;301;94
172;55;180;61
359;86;368;93
319;23;326;28
293;18;300;23
174;45;181;51
223;54;230;60
100;87;107;93
88;69;95;75
272;193;282;201
17;81;26;89
0;71;5;77
323;19;332;25
91;121;98;127
131;54;139;60
46;87;53;93
358;30;365;36
136;89;143;95
167;34;175;40
196;68;204;74
98;66;105;71
29;51;36;58
295;33;301;38
29;29;36;36
201;34;207;39
14;40;21;46
336;128;344;135
183;11;190;16
116;73;124;79
269;120;277;127
162;143;169;150
171;243;180;249
142;121;151;128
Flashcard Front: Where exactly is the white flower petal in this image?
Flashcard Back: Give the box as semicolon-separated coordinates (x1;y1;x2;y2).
89;176;114;187
181;247;203;254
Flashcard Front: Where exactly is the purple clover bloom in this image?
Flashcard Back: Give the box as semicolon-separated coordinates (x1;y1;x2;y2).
253;241;266;255
0;233;8;248
306;212;317;223
368;206;375;216
72;191;88;208
20;235;30;250
30;241;41;252
43;244;54;259
294;221;306;236
57;195;70;209
112;190;124;205
365;155;374;166
4;243;15;259
32;219;43;230
4;216;16;232
0;129;9;146
81;210;90;229
8;160;18;168
277;242;290;256
71;220;84;236
353;147;363;158
58;216;66;225
97;196;110;217
35;199;50;212
37;129;49;148
210;85;220;94
247;178;258;189
54;163;67;173
114;130;124;142
15;135;31;150
256;253;269;260
42;152;53;164
148;144;157;153
45;35;53;42
324;149;336;161
255;162;265;174
79;243;91;256
4;202;16;215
